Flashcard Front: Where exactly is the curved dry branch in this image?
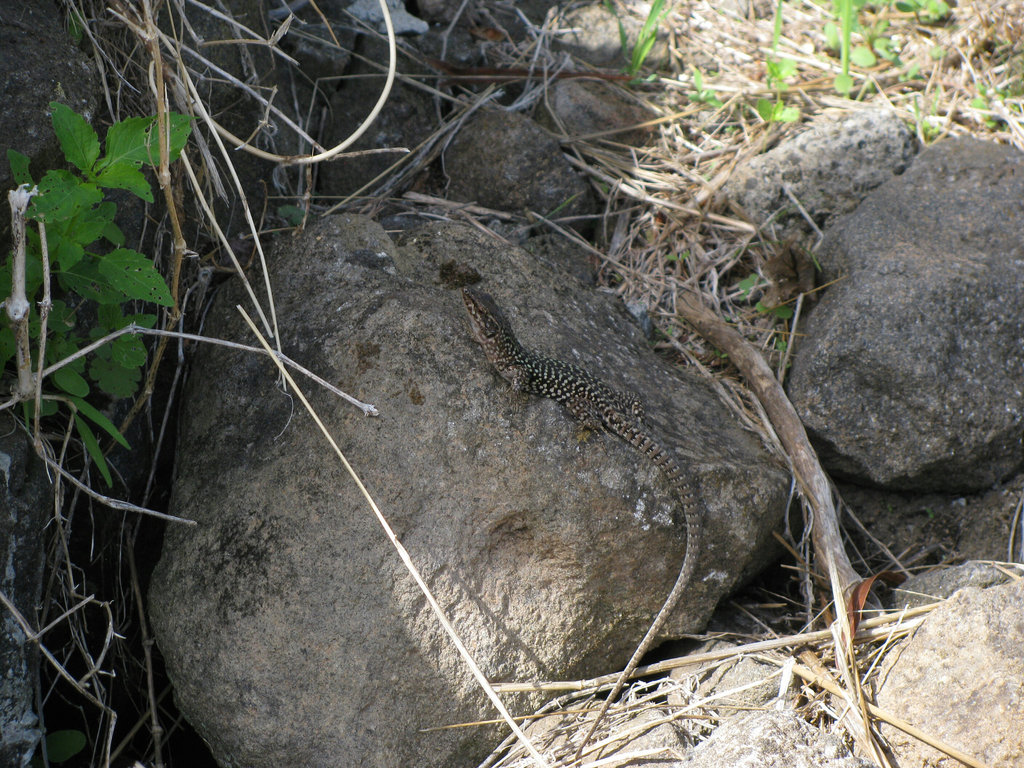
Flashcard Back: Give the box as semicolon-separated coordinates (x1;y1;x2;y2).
675;290;860;593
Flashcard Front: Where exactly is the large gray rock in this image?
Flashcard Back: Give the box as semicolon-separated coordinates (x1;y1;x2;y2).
723;108;918;234
444;110;596;226
788;137;1024;492
876;577;1024;768
0;415;54;768
0;0;98;229
149;214;788;767
681;710;877;768
555;3;669;70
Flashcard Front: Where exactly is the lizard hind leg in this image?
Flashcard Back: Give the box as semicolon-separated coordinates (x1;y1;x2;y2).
623;392;645;424
565;396;607;442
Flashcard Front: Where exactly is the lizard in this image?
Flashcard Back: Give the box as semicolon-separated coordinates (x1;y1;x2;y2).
461;286;700;755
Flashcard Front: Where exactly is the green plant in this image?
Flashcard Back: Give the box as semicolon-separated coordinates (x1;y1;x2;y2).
910;93;943;141
278;204;306;227
765;56;798;91
30;729;86;766
767;0;798;91
628;0;667;76
832;0;859;94
736;274;761;299
606;0;667;78
895;0;951;24
760;0;800;122
736;274;794;319
690;69;723;108
755;98;800;123
4;102;191;483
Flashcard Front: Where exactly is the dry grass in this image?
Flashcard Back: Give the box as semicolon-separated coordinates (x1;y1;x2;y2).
25;0;1024;765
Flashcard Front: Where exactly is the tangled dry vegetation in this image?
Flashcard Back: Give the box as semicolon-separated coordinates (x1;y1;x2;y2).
33;0;1023;765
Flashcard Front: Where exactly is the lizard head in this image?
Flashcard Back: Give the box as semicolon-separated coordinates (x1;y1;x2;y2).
461;287;514;345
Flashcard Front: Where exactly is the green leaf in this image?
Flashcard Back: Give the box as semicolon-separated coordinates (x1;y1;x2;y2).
165;112;194;163
775;104;801;122
737;274;760;298
47;337;86;372
755;99;799;123
8;149;32;185
60;200;116;249
851;45;877;67
0;327;15;369
130;312;157;329
48;301;75;333
921;0;950;22
110;333;147;368
97;303;126;330
58;259;126;304
102;219;125;247
68;395;130;449
277;204;305;227
874;36;899;62
52;237;85;270
73;413;113;486
628;0;665;75
53;365;90;397
32;171;102;224
101;115;157;167
834;73;854;95
900;62;921;82
93;163;152;202
96;249;173;306
50;102;100;174
824;22;839;51
43;729;87;763
767;57;797;84
89;356;141;399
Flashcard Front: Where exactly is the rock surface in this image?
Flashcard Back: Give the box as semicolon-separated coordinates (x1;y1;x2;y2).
538;79;655;145
444;110;596;225
889;560;1014;610
320;40;437;198
556;3;669;70
0;0;98;217
680;710;877;768
149;214;788;768
876;577;1024;768
0;415;54;768
722;107;917;235
787;137;1024;492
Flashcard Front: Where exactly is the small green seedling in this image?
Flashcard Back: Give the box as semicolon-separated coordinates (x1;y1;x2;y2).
690;69;723;108
895;0;951;24
606;0;667;77
755;98;800;123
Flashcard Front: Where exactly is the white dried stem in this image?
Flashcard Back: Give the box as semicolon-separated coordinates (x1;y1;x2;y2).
6;185;38;401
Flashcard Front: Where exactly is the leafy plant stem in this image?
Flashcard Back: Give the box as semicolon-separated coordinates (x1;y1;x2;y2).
38;325;143;383
33;218;52;451
839;0;853;78
773;0;784;50
628;0;666;76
